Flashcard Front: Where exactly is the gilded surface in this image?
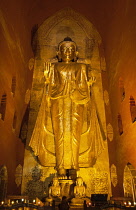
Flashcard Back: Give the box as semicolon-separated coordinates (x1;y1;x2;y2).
107;123;113;142
29;39;105;172
74;177;86;198
15;164;23;187
59;179;73;198
91;171;109;194
78;165;110;196
22;8;111;199
28;58;35;71
123;164;136;199
49;177;61;198
124;165;133;198
24;166;46;200
26;7;105;145
22;158;56;199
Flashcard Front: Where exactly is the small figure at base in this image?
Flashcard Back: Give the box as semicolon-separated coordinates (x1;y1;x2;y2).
49;177;61;198
71;177;90;205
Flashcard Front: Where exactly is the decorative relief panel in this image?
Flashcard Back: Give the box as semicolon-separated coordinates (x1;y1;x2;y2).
15;164;23;187
79;167;109;196
107;123;113;142
110;164;118;187
124;165;133;198
92;171;108;194
84;37;95;59
28;58;35;71
22;165;57;199
32;7;101;64
33;8;101;45
24;166;45;199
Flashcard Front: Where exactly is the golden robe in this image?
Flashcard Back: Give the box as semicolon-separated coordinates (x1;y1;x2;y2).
29;62;105;170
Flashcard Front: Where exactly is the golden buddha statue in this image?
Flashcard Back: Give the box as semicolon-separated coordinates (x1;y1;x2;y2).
74;177;86;198
29;37;105;175
71;176;90;205
49;177;61;198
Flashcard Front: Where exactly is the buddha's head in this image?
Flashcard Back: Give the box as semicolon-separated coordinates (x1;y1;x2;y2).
58;37;78;63
76;177;83;186
52;177;59;186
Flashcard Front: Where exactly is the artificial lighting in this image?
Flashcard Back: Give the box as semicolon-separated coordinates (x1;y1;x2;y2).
128;201;131;206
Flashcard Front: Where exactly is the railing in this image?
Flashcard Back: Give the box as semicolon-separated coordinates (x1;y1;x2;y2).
84;201;136;209
101;203;126;209
0;203;55;210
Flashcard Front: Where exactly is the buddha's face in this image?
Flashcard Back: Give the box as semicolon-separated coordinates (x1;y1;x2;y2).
77;178;83;186
53;178;59;186
59;42;76;63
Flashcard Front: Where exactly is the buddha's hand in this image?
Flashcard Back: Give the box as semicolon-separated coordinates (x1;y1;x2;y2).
88;76;96;86
44;62;51;83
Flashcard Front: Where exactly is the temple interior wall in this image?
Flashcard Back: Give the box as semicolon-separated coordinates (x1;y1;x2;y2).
0;0;136;200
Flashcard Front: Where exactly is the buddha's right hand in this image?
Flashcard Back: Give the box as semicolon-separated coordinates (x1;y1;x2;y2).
44;62;52;83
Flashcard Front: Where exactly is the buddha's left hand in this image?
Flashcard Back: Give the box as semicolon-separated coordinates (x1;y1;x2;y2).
88;76;96;86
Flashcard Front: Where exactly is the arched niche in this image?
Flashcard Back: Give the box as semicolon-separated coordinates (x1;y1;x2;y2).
11;76;16;97
130;96;136;123
22;8;111;198
27;7;107;144
0;94;7;121
12;111;17;132
124;163;136;202
118;113;123;135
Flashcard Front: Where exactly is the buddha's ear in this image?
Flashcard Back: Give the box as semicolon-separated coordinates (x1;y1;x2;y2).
76;51;78;58
74;51;78;61
57;51;61;61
